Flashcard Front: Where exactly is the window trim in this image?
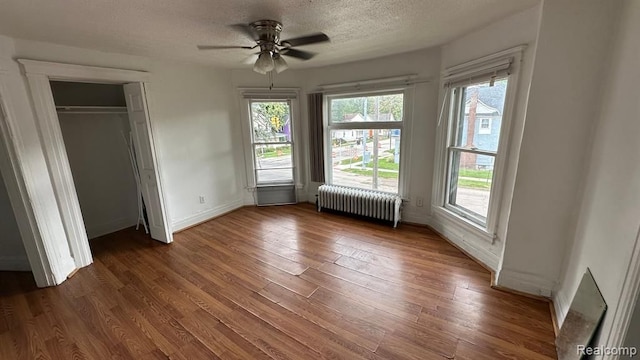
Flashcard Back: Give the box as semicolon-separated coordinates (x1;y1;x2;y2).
432;47;525;241
238;88;302;191
323;86;414;196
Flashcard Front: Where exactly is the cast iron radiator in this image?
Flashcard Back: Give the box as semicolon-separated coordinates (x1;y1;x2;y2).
317;184;402;227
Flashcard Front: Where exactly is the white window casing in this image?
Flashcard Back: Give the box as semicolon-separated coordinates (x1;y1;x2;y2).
432;46;526;242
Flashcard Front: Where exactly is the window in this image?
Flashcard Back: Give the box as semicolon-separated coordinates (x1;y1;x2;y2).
479;118;491;134
433;47;523;242
249;100;294;184
326;92;404;194
445;78;507;225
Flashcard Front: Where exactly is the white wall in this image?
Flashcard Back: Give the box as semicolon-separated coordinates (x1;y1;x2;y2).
58;113;138;238
11;38;244;232
554;0;640;349
432;6;541;271
498;0;621;297
0;156;28;271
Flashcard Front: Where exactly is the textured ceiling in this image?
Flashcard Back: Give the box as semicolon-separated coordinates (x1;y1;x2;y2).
0;0;539;69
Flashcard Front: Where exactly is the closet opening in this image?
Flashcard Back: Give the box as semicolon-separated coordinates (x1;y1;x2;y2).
50;81;153;247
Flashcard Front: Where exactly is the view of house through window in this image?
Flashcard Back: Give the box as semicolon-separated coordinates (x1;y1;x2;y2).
250;100;294;184
327;92;403;193
446;78;507;224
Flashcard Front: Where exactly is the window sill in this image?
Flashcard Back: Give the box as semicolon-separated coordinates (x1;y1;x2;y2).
431;206;496;244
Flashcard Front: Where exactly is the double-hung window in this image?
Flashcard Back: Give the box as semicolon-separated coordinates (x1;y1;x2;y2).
239;89;301;205
326;91;405;194
249;99;294;184
435;47;523;234
445;78;507;224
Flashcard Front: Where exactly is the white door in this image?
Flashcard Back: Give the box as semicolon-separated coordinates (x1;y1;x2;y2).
123;83;172;243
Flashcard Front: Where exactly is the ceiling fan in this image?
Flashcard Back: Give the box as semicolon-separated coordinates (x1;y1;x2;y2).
198;20;330;74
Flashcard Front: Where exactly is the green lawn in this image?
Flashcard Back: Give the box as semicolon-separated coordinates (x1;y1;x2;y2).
459;168;493;179
258;146;291;158
457;179;491;190
366;157;399;170
340;156;399;170
341;168;399;179
340;156;363;165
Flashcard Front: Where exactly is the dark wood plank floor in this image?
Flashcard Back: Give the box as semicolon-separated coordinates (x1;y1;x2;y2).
0;204;557;359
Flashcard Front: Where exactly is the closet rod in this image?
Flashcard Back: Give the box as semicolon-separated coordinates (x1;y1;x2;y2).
55;105;128;114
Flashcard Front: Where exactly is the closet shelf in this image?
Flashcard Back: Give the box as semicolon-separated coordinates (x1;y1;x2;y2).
55;106;128;114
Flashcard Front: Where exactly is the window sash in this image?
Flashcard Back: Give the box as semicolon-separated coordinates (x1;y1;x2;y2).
327;128;402;193
446;148;496;225
327;91;405;126
328;122;401;130
448;146;496;157
255;169;294;184
253;141;291;146
248;99;296;186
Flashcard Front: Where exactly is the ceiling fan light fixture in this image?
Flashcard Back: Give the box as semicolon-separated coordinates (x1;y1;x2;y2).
273;53;288;73
253;51;274;74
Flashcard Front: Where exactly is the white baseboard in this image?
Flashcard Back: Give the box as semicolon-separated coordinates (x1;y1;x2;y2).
0;255;31;271
172;200;244;232
85;216;138;239
553;289;571;327
496;267;555;297
426;215;500;271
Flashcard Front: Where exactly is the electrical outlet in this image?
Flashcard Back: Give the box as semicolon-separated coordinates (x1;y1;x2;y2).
199;196;205;204
416;197;424;207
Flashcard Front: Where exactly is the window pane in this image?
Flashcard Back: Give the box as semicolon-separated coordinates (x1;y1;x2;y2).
448;150;495;221
329;129;400;193
453;78;507;152
256;169;293;184
254;144;292;169
250;101;292;142
330;93;403;123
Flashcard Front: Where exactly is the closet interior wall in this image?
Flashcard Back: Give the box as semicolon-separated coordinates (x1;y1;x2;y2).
52;81;139;239
0;132;28;270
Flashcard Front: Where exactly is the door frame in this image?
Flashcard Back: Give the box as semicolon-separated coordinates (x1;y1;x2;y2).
603;226;640;358
18;59;171;272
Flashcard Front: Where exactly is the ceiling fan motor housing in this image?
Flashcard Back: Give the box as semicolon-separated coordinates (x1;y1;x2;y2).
251;20;283;53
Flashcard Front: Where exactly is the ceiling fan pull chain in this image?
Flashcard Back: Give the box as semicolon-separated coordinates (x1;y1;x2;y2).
269;71;274;90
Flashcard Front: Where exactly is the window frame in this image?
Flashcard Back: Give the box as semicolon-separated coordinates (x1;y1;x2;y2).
432;47;524;241
324;87;413;196
249;99;295;185
238;89;302;191
443;81;505;225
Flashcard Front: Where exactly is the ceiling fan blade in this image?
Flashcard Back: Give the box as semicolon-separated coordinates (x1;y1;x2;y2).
280;33;329;47
281;48;316;60
197;45;255;50
230;23;259;41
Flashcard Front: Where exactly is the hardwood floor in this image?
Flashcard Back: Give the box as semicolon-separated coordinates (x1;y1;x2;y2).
0;204;557;359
